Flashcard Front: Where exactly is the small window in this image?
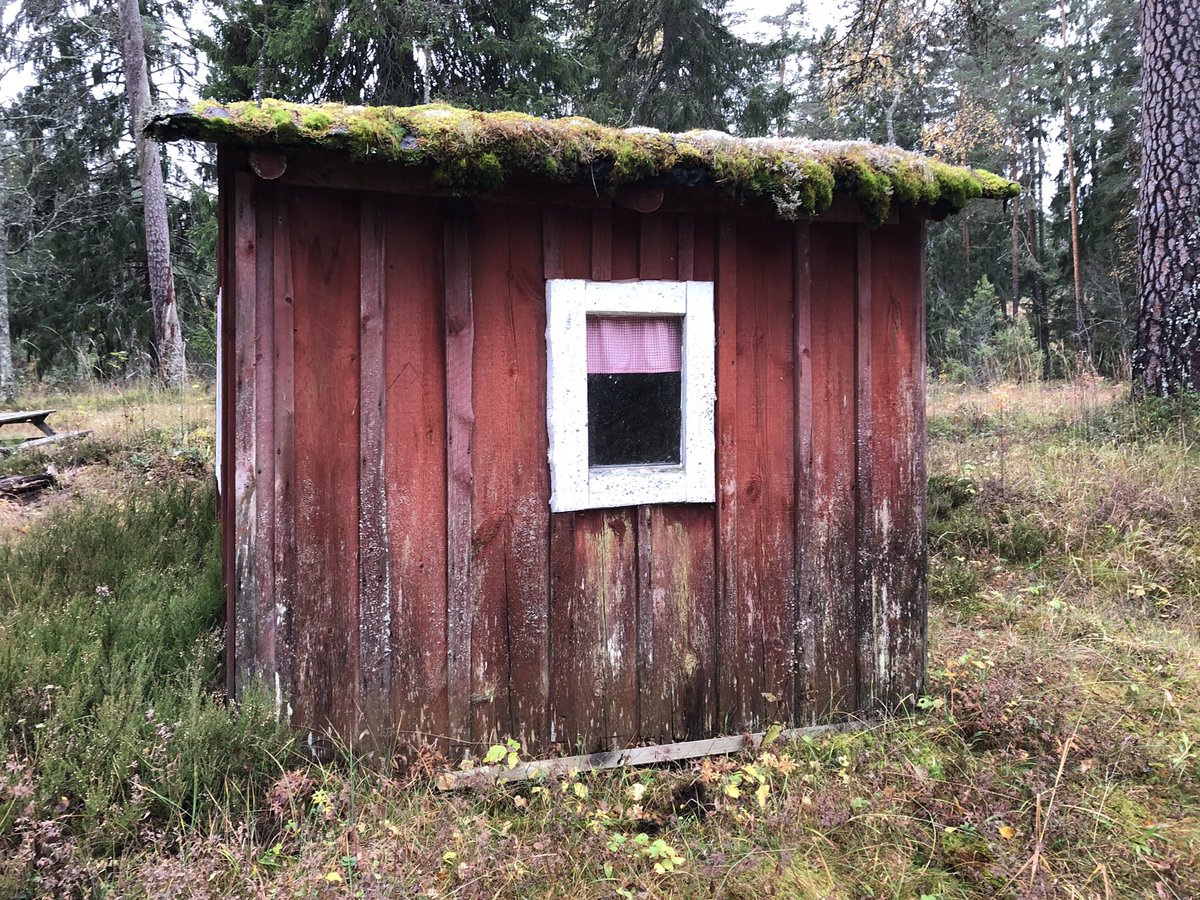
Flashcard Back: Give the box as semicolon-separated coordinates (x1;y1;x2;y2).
587;315;683;466
547;279;715;512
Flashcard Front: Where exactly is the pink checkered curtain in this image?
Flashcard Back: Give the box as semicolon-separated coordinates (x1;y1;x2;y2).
586;316;683;374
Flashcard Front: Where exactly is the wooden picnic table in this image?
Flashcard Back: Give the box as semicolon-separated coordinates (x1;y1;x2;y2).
0;409;90;455
0;408;58;436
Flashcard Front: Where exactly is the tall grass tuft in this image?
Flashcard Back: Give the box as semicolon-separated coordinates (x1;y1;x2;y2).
0;482;291;867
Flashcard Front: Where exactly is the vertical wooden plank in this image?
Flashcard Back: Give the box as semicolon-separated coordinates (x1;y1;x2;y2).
217;149;236;701
444;204;475;749
714;214;740;729
384;197;448;746
807;223;859;718
581;509;638;750
793;221;815;722
290;186;361;742
563;206;592;277
468;202;550;747
677;214;695;280
253;182;276;692
543;206;564;279
856;224;877;712
591;208;612;280
544;205;569;751
692;214;716;283
915;222;928;700
507;204;552;748
868;221;927;710
638;213;663;279
733;217;795;731
611;208;639;280
358;196;390;739
641;506;717;742
272;186;296;718
232;172;258;699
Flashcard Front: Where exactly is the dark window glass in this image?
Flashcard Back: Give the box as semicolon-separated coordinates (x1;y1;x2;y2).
587;372;682;466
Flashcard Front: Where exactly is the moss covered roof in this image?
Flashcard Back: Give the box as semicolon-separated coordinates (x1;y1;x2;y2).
147;99;1019;226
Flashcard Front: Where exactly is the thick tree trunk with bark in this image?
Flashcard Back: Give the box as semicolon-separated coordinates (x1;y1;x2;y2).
1134;0;1200;396
117;0;186;387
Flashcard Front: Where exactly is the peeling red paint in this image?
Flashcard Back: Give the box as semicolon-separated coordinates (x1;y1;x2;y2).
224;161;928;752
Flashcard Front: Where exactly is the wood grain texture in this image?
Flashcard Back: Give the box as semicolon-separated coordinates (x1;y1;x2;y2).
290;186;361;742
271;186;296;718
733;216;795;730
220;176;929;747
444;205;475;748
868;223;927;709
219;151;237;700
793;221;815;722
714;214;739;730
807;223;860;718
232;173;258;698
639;505;717;741
469;202;550;747
358;195;390;739
253;182;276;691
854;224;877;711
385;197;449;744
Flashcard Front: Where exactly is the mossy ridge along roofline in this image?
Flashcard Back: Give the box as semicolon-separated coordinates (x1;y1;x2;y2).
146;99;1019;226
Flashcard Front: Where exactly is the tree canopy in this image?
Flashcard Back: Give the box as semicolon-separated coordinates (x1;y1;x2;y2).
0;0;1149;386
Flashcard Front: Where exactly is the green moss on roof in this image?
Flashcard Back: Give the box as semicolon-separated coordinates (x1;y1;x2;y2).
146;99;1019;226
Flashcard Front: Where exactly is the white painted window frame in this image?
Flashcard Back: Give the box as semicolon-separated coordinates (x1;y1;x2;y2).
546;278;716;513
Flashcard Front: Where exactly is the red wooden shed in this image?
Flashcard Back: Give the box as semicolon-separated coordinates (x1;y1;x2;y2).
150;100;1016;756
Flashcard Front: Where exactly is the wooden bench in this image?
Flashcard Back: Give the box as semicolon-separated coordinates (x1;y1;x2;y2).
0;409;90;455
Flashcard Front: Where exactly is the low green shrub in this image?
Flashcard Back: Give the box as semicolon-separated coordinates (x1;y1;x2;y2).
928;475;1052;564
929;554;984;610
0;483;292;859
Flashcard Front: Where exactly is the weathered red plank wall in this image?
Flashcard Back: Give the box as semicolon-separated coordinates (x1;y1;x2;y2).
221;155;926;752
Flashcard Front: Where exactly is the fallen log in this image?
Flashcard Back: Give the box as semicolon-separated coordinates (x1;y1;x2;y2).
0;472;57;497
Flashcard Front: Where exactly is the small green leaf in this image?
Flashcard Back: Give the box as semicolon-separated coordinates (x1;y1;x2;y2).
761;722;784;748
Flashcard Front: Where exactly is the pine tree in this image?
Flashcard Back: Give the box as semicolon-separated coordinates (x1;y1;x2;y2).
3;0;211;380
119;0;187;386
1132;0;1199;395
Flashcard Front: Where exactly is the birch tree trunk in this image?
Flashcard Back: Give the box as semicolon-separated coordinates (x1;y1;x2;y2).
0;180;13;403
117;0;186;387
1133;0;1200;396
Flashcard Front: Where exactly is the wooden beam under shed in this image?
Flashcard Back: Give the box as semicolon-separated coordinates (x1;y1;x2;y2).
437;721;866;790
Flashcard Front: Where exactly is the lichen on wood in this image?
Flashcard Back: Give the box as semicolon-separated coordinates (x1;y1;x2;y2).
147;99;1019;226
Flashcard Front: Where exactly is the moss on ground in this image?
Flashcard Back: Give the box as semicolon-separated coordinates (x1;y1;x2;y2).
146;99;1019;226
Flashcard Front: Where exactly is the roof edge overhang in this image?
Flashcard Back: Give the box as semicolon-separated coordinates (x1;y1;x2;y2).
148;99;1020;226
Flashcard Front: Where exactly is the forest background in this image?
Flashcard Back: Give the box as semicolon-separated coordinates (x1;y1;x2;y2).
0;0;1139;389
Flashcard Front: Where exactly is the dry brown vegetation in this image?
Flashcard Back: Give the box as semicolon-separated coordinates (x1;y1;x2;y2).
1;380;1197;898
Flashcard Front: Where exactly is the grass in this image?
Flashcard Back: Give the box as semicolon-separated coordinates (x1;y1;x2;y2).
1;379;1198;897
